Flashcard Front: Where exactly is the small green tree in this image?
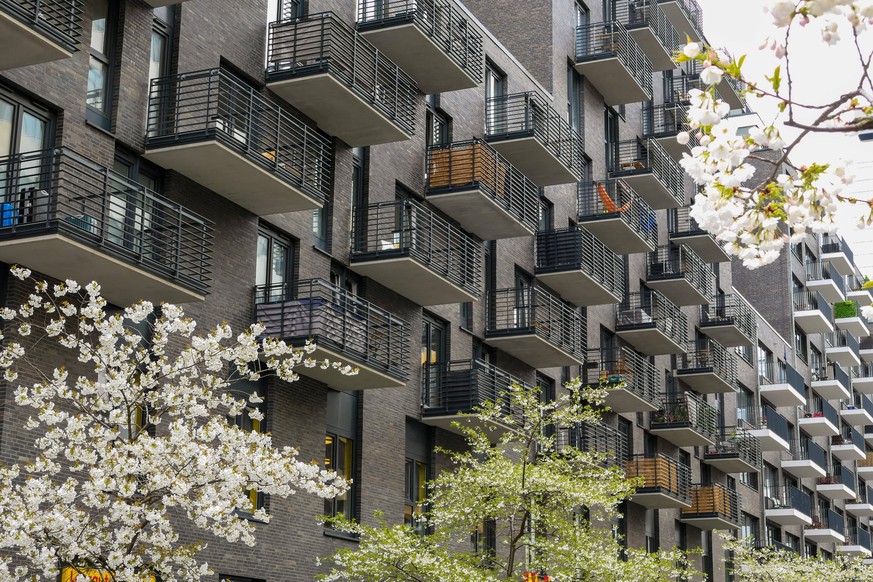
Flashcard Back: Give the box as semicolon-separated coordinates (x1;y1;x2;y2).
318;380;694;581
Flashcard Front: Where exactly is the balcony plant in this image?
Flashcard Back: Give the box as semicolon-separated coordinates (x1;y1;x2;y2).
834;301;859;319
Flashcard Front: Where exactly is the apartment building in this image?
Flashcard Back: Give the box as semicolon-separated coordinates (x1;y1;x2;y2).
0;0;869;580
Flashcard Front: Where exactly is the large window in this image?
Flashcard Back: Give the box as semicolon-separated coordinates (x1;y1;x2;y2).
109;152;162;257
87;0;116;129
256;226;294;303
405;419;430;534
324;390;358;523
0;87;52;198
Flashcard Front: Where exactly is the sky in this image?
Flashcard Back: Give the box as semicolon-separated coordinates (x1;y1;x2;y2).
697;0;873;276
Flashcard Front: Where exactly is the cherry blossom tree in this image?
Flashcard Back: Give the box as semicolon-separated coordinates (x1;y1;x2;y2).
724;536;872;581
675;0;873;301
318;381;695;581
0;266;353;582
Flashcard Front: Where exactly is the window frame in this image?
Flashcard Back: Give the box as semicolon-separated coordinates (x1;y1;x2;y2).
86;0;118;130
0;84;54;157
255;225;295;303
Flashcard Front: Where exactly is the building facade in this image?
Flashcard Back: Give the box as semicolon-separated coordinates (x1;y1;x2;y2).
0;0;870;580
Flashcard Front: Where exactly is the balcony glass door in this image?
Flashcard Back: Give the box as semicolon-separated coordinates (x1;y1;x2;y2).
421;315;445;408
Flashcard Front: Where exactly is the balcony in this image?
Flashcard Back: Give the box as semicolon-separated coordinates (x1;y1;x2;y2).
845;486;873;518
748;405;791;452
817;466;857;500
799;399;840;437
806;261;846;303
650;392;718;447
619;0;680;71
838;527;872;557
859;452;873;479
805;508;845;544
266;12;416;146
256;279;409;390
812;364;851;401
535;227;625;307
615;289;687;355
702;426;761;473
853;363;873;395
144;68;330;215
576;180;657;255
350;199;481;306
485;92;584;186
847;281;873;305
675;339;736;394
793;290;834;334
0;0;82;70
863;337;873;363
831;428;866;462
646;244;713;306
826;330;862;368
867;424;873;446
763;485;813;527
0;148;211;306
587;346;659;413
420;359;528;439
609;138;684;209
644;104;696;161
684;59;746;110
556;422;628;468
680;483;740;530
841;395;873;427
657;0;702;42
821;233;855;277
668;72;704;105
759;362;807;408
485;284;586;368
425;139;539;240
835;300;870;338
699;293;756;348
781;439;827;479
574;21;653;106
625;453;691;509
668;206;730;263
356;0;483;93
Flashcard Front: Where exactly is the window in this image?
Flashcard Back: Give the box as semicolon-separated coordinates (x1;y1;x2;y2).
736;385;754;425
740;513;758;541
471;519;496;559
739;471;758;491
574;1;588;27
107;152;163;257
150;7;175;85
87;0;117;129
757;344;773;383
324;390;358;523
0;86;53;204
405;419;430;533
459;302;473;330
425;94;451;148
810;345;823;378
421;314;447;408
734;343;752;364
282;0;305;19
232;381;266;514
795;325;808;363
255;226;293;303
645;509;659;553
538;195;553;232
485;60;506;133
567;65;583;135
604;107;619;172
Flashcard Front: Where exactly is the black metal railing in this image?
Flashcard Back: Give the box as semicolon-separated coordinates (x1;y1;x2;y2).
426;139;539;233
764;484;812;518
610;138;684;205
668;72;704;104
616;290;688;351
822;233;854;264
356;0;483;84
617;0;680;52
0;148;212;295
677;338;736;387
485;92;585;177
350;198;481;296
586;346;659;406
420;358;528;420
700;293;756;343
577;180;657;249
535;227;625;299
556;422;628;467
704;426;761;469
658;0;703;35
486;284;586;361
145;68;331;204
255;279;410;380
575;21;653;98
826;329;860;355
761;405;791;443
643;103;694;145
682;483;739;523
266;12;417;135
668;206;722;243
647;244;713;298
651;392;718;441
794;289;834;321
784;438;827;469
626;453;690;499
1;0;83;53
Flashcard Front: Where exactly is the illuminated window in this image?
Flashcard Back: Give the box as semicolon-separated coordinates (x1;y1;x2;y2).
232;381;266;514
324;390;358;522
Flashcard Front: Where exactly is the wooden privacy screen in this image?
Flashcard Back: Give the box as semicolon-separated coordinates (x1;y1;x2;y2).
625;456;678;492
429;143;509;197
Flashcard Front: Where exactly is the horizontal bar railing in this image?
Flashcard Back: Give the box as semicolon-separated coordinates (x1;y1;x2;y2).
586;346;659;405
704;425;761;468
626;453;690;498
794;289;834;321
617;0;680;52
356;0;483;84
146;68;332;204
699;293;756;343
575;21;653;98
616;289;688;351
420;358;528;419
668;206;718;240
486;284;586;360
764;484;812;518
651;392;718;441
266;11;417;134
485;91;585;177
822;233;854;264
643;103;694;144
535;227;625;298
761;405;791;443
647;244;713;298
255;279;410;380
668;72;704;104
659;0;703;34
784;438;827;469
1;0;84;52
426;138;539;232
0;148;212;294
610;138;684;204
678;338;736;387
682;483;739;521
350;198;482;296
556;421;627;466
577;180;657;248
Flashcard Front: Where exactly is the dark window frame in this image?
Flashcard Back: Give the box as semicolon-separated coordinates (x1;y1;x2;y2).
86;0;119;130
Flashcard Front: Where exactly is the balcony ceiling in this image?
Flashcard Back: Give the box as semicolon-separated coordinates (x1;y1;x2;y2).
0;11;75;70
